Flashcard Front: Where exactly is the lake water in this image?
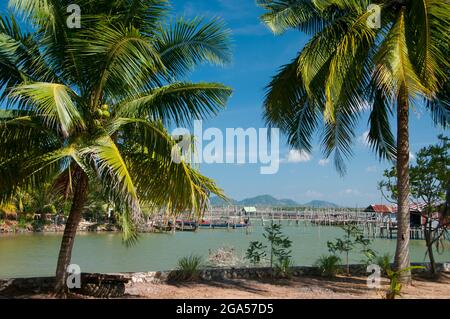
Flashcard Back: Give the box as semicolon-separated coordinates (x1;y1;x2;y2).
1;222;449;278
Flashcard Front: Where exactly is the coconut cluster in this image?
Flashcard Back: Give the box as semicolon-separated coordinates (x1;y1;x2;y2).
94;104;110;125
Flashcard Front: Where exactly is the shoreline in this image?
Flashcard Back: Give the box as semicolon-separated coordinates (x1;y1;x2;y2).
2;261;449;281
0;220;121;234
1;263;449;299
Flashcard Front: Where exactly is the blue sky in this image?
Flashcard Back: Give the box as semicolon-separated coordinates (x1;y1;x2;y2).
1;1;447;207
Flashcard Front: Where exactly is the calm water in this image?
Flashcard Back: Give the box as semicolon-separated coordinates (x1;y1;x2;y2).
1;222;449;278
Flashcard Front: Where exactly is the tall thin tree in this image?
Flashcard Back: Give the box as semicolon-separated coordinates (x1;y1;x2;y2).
258;0;449;282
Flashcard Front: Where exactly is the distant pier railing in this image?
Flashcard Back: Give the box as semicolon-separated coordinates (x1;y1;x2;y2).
144;206;426;240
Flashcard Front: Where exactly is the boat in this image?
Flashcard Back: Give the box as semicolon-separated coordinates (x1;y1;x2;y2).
198;218;250;229
175;220;198;232
153;220;198;232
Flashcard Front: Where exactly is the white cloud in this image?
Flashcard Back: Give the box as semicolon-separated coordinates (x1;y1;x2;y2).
358;130;370;146
305;190;324;198
341;188;361;196
366;165;377;172
409;152;415;160
286;150;312;163
318;158;330;166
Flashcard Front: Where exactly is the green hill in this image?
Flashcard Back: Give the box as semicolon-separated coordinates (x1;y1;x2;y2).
209;195;340;208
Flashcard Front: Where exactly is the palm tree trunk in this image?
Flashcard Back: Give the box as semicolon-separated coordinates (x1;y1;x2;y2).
424;218;436;275
394;88;411;283
55;171;88;294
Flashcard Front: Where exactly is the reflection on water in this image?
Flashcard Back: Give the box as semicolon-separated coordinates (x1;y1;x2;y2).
1;222;449;278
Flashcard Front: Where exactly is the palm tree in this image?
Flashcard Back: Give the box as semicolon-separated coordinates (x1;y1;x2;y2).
258;0;449;282
0;0;232;293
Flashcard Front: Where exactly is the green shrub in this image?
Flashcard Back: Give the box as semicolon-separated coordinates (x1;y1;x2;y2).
17;217;28;229
327;224;373;275
245;223;293;271
315;255;341;278
264;223;292;269
245;241;267;266
168;255;203;281
375;253;392;275
274;257;295;279
385;266;424;299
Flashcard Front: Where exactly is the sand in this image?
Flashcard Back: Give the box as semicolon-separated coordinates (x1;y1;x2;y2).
2;273;449;299
124;273;450;299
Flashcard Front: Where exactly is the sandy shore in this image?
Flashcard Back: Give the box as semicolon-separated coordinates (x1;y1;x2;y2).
2;273;448;299
124;273;450;299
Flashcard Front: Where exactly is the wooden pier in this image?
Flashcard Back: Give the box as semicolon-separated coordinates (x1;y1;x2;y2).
203;207;426;240
143;206;426;240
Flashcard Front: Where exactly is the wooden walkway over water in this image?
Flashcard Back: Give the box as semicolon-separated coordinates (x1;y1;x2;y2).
145;207;426;240
203;207;426;240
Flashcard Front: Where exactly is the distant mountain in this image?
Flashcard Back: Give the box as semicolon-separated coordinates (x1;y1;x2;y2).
302;200;340;208
209;195;340;208
238;195;299;207
209;196;236;206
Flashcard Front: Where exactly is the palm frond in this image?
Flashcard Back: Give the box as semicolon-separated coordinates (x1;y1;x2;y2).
8;0;53;24
106;117;174;158
313;0;370;12
0;18;26;88
108;117;225;217
0;14;56;99
155;17;232;79
405;0;449;95
80;135;141;241
116;82;232;126
0;145;71;201
320;104;359;175
70;21;164;104
298;10;376;122
114;0;170;34
0;114;61;161
367;89;397;160
426;84;450;129
257;0;328;35
126;143;224;218
263;55;319;153
374;8;429;100
10;82;85;137
83;0;171;35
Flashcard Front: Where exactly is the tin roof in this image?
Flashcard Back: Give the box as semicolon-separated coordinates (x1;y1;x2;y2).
364;204;393;213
